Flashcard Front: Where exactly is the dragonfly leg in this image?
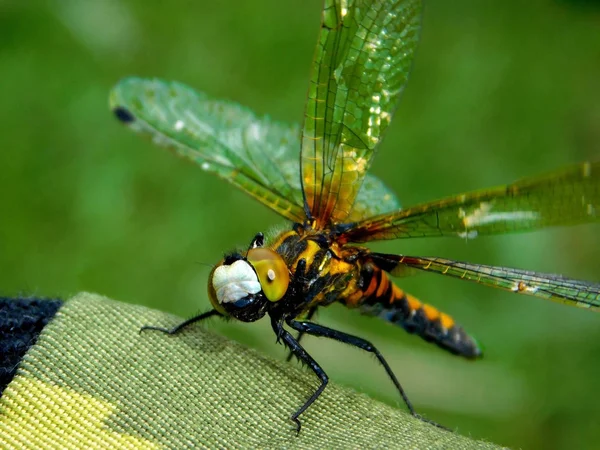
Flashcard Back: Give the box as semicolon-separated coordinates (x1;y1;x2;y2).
286;319;450;431
248;232;264;250
139;309;221;335
284;258;317;361
271;315;328;434
285;306;318;362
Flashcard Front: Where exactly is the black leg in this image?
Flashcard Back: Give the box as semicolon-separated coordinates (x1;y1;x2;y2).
285;306;317;362
248;232;264;250
271;316;328;434
286;319;449;431
140;309;221;335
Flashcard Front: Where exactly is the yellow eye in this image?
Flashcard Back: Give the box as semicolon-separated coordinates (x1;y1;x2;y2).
247;248;290;302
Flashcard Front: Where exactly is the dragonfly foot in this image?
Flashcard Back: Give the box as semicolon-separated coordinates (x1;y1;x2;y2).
291;416;302;435
139;325;174;335
412;413;451;432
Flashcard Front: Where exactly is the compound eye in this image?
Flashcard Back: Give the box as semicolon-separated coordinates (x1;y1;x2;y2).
208;258;262;316
246;248;290;302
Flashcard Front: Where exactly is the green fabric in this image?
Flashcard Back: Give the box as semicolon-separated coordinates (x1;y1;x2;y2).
0;293;504;449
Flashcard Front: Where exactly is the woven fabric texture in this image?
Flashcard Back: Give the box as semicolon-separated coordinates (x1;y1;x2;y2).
0;293;503;449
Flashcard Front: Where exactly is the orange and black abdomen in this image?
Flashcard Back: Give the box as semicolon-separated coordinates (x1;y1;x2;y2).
346;262;482;359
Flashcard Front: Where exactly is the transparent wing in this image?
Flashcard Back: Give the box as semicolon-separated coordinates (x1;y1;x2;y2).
341;162;599;242
349;173;401;221
301;0;421;227
110;78;305;221
110;77;399;222
369;253;600;311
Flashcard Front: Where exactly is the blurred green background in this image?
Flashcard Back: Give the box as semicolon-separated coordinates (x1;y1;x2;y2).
1;0;599;448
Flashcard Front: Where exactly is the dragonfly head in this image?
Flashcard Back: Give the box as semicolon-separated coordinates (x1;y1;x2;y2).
208;247;290;322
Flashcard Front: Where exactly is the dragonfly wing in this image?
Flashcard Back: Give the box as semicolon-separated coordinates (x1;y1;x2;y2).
341;162;599;242
110;77;306;222
349;173;401;221
301;0;421;226
370;253;600;311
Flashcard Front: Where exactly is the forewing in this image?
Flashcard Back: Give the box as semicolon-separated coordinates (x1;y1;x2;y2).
341;162;599;242
110;77;305;222
301;0;421;226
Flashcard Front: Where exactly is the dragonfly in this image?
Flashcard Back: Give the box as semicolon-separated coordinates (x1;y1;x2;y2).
110;0;599;432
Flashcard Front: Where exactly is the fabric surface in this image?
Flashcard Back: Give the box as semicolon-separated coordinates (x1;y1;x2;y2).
0;293;504;449
0;297;62;393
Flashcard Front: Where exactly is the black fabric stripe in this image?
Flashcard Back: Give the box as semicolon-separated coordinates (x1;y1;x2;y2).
0;297;63;395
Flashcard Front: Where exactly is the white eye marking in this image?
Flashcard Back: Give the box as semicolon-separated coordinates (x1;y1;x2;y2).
212;260;260;304
174;120;184;131
267;269;276;281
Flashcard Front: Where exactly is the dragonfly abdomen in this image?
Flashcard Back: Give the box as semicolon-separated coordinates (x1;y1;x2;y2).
353;264;482;359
